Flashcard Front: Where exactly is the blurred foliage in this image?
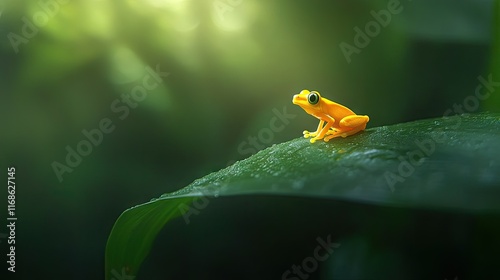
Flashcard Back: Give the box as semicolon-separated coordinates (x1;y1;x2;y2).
486;0;500;110
0;0;497;279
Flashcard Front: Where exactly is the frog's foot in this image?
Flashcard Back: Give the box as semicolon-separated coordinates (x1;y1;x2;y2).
309;135;324;143
303;130;319;138
304;120;325;139
325;128;339;135
321;129;339;141
324;131;347;142
324;127;363;142
305;131;327;142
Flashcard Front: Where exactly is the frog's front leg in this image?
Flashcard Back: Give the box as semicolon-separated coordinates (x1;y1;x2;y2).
303;120;324;138
324;115;369;141
309;116;335;143
309;121;334;143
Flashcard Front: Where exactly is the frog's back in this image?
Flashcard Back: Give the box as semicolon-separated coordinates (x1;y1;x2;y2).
322;98;357;119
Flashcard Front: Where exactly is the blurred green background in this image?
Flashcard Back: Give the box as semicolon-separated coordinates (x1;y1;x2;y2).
0;0;497;279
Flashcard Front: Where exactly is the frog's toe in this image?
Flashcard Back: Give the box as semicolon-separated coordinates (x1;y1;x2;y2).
324;133;341;141
324;130;334;136
310;138;317;143
304;131;319;138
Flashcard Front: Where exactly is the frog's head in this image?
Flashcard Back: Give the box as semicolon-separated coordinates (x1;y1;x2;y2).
292;89;322;114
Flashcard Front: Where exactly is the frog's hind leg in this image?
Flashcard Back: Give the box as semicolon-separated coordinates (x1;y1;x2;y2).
323;115;369;141
339;115;369;129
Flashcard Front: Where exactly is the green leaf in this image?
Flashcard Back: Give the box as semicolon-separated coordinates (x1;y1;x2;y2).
105;113;500;279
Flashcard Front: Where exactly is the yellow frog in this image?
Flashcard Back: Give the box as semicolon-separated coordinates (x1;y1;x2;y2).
292;89;369;143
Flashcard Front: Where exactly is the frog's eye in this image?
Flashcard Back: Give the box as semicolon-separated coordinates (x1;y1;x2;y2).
307;92;320;105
